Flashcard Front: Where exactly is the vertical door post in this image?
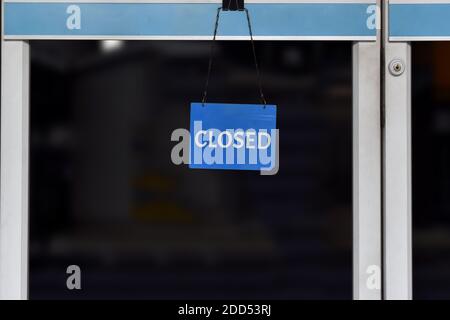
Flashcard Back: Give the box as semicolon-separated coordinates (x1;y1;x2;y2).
382;0;412;300
0;39;30;300
352;0;382;300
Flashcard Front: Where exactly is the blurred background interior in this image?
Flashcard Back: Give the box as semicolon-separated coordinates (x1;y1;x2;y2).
20;40;450;299
29;40;353;299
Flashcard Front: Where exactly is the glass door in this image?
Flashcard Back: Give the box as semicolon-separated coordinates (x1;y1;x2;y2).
1;0;382;300
28;41;357;299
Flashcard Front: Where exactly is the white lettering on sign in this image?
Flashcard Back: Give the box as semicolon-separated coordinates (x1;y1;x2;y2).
66;5;81;30
194;128;271;150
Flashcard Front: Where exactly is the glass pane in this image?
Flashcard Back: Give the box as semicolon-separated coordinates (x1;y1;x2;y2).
412;42;450;299
29;41;353;299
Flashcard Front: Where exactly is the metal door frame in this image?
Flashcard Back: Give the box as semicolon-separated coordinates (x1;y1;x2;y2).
382;0;450;300
383;0;412;301
1;0;382;300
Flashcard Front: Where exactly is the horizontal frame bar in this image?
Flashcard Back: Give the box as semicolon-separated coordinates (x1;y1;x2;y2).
3;1;377;40
2;0;378;4
390;0;450;41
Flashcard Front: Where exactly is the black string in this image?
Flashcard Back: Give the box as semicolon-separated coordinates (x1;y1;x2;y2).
202;7;221;106
201;7;267;107
244;8;267;106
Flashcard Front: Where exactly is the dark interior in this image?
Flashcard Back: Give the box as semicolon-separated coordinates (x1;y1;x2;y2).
29;41;353;299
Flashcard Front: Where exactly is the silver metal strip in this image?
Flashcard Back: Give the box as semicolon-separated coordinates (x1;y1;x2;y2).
383;0;412;300
0;40;30;300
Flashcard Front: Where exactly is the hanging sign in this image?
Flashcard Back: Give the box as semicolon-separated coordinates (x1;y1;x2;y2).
189;103;277;173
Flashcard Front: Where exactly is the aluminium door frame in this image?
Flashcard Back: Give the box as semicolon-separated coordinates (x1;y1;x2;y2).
383;0;412;300
1;0;382;300
382;0;450;300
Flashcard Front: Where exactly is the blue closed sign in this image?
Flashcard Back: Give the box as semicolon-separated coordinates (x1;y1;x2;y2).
189;102;277;173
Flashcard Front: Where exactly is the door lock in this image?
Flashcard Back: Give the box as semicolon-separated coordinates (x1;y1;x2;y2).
388;59;406;76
